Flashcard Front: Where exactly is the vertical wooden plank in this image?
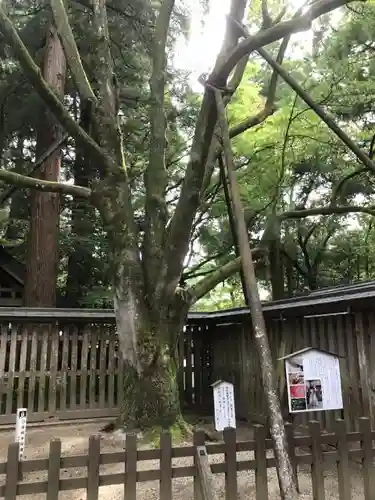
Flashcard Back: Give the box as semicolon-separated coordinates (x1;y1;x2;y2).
38;326;49;413
369;312;375;428
185;328;193;406
6;324;18;414
125;433;137;500
107;333;115;408
47;439;61;500
117;343;124;408
254;425;268;499
309;420;325;500
285;423;299;493
160;432;172;500
69;326;78;410
28;327;38;412
355;313;372;421
87;435;101;500
48;325;59;413
335;419;350;500
98;331;107;408
194;430;206;500
59;326;70;411
4;443;19;500
223;427;237;500
80;327;89;409
89;327;98;408
194;335;202;409
178;329;185;407
344;315;359;430
17;325;28;409
359;417;374;500
0;323;7;376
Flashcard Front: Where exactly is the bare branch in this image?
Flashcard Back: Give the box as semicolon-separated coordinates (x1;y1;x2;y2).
280;205;375;220
188;248;263;302
51;0;96;101
0;168;91;198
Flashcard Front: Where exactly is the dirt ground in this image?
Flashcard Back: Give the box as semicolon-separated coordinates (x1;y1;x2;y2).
0;420;366;499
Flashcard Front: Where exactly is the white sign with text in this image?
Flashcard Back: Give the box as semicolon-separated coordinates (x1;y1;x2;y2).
15;408;27;460
212;380;236;431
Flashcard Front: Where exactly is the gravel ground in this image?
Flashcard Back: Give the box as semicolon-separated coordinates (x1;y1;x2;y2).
0;420;366;499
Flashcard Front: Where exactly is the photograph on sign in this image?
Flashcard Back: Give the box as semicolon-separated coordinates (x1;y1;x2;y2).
306;379;323;410
284;349;343;414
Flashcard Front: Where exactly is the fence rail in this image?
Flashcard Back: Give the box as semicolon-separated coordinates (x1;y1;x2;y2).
1;418;375;499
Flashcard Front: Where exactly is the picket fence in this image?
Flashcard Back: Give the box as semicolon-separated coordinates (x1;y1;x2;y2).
1;418;375;499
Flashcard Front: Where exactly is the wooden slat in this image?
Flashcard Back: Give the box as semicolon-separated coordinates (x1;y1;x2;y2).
160;432;172;500
194;430;206;500
355;313;372;421
4;443;19;500
48;326;59;414
47;440;61;500
336;419;351;500
195;446;215;500
107;335;115;408
60;327;70;411
285;423;299;493
0;323;7;376
69;326;79;410
224;427;237;500
28;327;38;412
359;417;374;499
125;433;137;500
254;424;268;499
17;325;28;409
80;328;89;408
38;327;49;413
309;420;325;500
89;328;98;409
6;325;18;414
87;435;101;500
98;333;107;408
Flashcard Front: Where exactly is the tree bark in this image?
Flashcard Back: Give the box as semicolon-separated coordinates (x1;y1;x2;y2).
24;24;66;307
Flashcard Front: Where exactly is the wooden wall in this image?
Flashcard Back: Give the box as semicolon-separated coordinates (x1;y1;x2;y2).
187;311;375;431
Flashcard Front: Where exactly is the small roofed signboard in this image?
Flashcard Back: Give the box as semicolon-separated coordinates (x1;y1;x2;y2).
211;380;236;431
279;348;344;414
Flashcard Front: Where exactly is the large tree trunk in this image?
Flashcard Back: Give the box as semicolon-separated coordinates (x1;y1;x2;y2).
24;25;66;307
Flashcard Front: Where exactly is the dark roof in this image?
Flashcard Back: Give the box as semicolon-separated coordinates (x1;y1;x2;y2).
278;347;344;360
0;280;373;322
0;247;25;285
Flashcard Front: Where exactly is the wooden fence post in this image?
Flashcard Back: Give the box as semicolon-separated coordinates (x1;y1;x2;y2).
87;435;101;500
335;419;350;500
223;428;237;500
46;439;62;500
4;443;19;500
359;417;374;500
124;433;137;500
309;420;325;500
160;431;172;500
285;422;299;493
194;430;206;500
195;445;215;500
254;424;268;499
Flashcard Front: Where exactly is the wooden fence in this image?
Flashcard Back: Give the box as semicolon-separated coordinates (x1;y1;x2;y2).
0;316;200;425
1;418;375;499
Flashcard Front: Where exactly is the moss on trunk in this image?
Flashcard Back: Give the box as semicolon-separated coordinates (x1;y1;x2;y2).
119;346;182;430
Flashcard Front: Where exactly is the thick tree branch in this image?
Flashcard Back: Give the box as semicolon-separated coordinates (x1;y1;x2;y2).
0;5;112;169
280;205;375;220
51;0;96;101
164;0;248;295
188;248;263;302
143;0;175;294
0;168;91;198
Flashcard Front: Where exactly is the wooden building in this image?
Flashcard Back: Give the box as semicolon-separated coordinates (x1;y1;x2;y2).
0;281;374;429
0;247;24;306
187;281;375;431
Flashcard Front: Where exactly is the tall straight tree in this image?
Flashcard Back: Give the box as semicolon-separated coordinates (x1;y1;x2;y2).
23;23;66;307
